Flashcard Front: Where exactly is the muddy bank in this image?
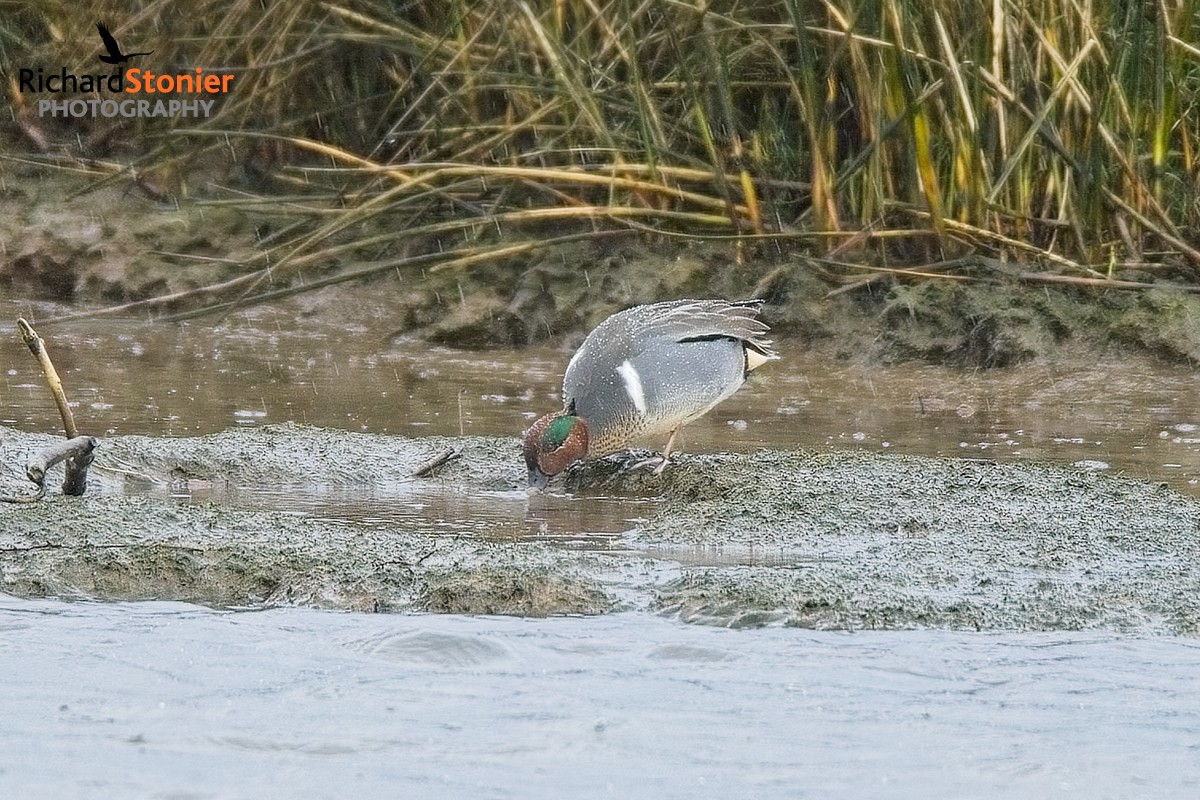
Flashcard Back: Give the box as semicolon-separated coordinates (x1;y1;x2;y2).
1;425;609;615
2;424;1199;633
638;451;1200;633
8;171;1200;367
0;494;617;616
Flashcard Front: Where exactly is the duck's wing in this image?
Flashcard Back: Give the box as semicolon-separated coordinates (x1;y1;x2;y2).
563;299;777;400
626;299;777;359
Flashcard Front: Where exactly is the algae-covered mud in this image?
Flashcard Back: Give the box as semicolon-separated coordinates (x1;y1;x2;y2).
3;423;1199;633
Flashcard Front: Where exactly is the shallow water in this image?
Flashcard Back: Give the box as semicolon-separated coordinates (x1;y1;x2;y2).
5;303;1200;796
4;595;1200;800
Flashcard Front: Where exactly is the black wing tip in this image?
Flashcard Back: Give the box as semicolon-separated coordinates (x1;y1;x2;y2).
746;337;779;357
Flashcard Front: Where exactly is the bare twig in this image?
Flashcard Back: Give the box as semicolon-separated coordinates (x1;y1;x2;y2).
17;318;77;438
412;446;464;478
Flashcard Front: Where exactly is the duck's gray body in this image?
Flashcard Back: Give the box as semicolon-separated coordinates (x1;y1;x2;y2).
561;299;777;456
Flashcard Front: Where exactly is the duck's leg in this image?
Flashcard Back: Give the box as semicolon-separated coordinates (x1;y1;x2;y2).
628;427;679;475
649;427;680;475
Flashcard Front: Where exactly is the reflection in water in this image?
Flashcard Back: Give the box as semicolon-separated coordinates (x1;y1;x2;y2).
155;479;660;552
4;303;1200;495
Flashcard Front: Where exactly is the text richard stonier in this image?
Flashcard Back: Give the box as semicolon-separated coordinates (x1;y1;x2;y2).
19;66;235;118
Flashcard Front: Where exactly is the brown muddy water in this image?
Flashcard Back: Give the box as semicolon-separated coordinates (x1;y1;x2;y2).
5;303;1200;495
4;301;1200;798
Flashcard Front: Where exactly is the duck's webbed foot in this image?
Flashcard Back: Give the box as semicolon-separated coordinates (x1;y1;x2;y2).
628;453;670;475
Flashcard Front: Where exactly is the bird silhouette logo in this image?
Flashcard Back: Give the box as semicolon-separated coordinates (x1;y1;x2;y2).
96;21;153;65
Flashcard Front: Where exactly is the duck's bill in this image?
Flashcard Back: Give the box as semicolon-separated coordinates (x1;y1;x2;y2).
526;467;551;494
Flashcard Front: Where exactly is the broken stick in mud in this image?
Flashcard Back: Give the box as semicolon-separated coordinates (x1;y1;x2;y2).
1;319;95;502
411;445;464;478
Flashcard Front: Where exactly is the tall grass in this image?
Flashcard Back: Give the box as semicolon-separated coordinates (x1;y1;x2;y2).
2;0;1198;312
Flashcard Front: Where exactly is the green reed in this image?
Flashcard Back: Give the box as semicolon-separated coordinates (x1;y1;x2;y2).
3;0;1198;299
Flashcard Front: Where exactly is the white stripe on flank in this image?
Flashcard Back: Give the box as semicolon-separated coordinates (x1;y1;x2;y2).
617;359;648;415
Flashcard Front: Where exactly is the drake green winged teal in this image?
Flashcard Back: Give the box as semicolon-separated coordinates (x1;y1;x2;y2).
523;299;779;490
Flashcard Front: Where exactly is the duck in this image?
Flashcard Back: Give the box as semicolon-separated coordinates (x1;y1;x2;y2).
523;298;778;490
